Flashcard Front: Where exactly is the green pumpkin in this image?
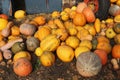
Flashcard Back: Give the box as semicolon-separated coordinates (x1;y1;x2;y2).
11;42;26;54
113;23;120;33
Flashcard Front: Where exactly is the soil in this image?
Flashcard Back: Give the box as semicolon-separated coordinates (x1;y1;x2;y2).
0;14;120;80
0;54;120;80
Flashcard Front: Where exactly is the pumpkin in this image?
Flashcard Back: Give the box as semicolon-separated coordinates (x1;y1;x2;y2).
20;23;36;36
26;37;40;52
76;51;102;77
13;51;31;61
34;26;51;41
54;28;68;41
33;16;46;26
112;44;120;58
97;36;110;43
40;34;60;52
11;42;26;54
96;42;112;54
76;2;87;13
13;57;32;77
84;24;96;36
0;14;8;20
113;23;120;33
75;46;90;58
11;26;20;36
114;34;120;44
109;5;120;16
67;27;78;36
94;49;108;65
56;45;74;62
40;51;55;67
82;7;96;23
79;40;92;50
51;11;60;19
54;19;65;29
73;13;86;26
65;36;80;49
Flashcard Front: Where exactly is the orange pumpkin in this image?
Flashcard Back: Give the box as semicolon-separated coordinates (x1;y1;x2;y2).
94;49;108;65
33;16;46;26
112;44;120;58
82;7;96;23
73;13;86;26
96;42;112;54
13;58;32;77
0;14;8;20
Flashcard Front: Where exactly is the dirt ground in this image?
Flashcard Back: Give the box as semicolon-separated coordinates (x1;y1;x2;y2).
0;53;120;80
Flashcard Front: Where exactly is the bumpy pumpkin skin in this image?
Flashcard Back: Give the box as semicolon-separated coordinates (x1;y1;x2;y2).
40;34;60;52
76;51;102;77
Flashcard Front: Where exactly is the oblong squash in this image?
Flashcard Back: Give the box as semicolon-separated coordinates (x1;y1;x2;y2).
40;34;60;51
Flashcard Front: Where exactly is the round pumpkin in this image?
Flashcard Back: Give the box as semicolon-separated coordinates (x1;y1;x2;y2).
94;49;108;65
26;37;40;52
73;13;86;26
0;18;8;31
34;27;51;41
56;45;74;62
11;42;26;54
112;44;120;58
65;36;80;49
76;51;102;77
114;34;120;44
40;51;55;67
13;58;32;77
20;23;36;36
96;42;112;54
113;23;120;33
97;36;110;43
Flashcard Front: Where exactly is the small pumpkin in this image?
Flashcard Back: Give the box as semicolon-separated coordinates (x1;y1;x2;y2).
11;42;26;54
76;51;102;77
33;16;46;26
112;44;120;58
56;45;74;62
114;34;120;44
54;28;68;41
113;23;120;34
13;57;32;77
73;13;86;26
26;37;40;52
40;51;55;67
20;23;37;36
109;5;120;16
34;27;51;41
40;34;60;52
0;18;8;31
65;36;80;49
96;42;112;54
11;26;20;36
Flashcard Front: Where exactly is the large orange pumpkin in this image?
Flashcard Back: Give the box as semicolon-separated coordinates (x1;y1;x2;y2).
13;58;32;77
112;44;120;58
73;13;86;26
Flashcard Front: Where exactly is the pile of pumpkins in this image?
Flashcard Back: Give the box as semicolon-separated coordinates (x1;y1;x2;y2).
0;0;120;78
